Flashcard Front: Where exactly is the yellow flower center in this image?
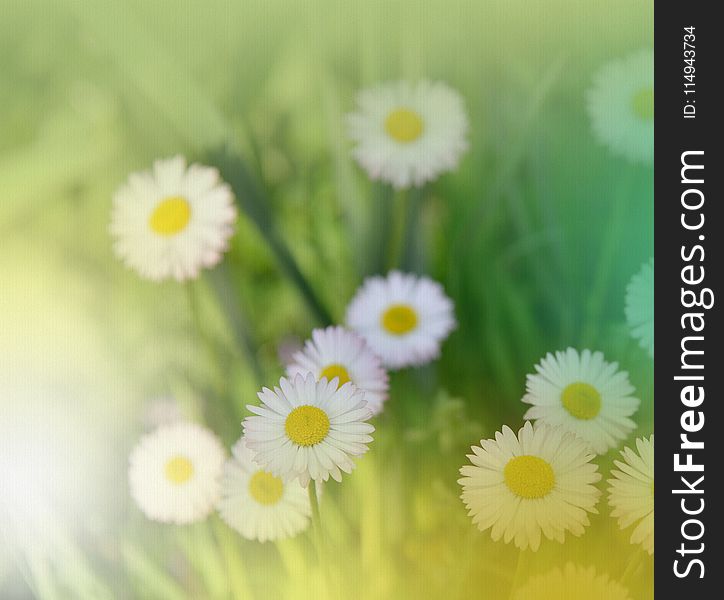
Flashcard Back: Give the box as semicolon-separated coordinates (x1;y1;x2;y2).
384;107;424;143
561;382;602;420
504;455;555;499
248;470;284;505
319;363;351;388
149;196;192;235
164;456;194;484
381;304;418;335
631;87;654;121
285;405;330;446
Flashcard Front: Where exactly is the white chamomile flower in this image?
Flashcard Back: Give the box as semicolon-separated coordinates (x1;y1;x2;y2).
586;50;653;164
287;326;389;415
625;259;654;358
111;155;237;282
243;374;375;486
217;437;310;542
512;563;632;600
346;80;469;189
458;422;601;552
608;435;654;555
522;348;640;454
128;422;225;524
345;271;456;370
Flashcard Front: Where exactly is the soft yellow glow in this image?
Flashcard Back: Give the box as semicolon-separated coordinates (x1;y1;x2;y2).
385;107;424;142
1;419;62;522
504;455;555;499
285;405;330;446
0;399;94;540
0;241;130;545
149;196;191;235
381;304;418;335
561;382;602;420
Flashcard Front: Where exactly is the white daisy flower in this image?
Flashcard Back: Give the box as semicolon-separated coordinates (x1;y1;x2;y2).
128;422;225;524
286;326;389;416
522;348;640;454
217;437;310;542
586;50;653;164
625;259;654;358
512;563;632;600
111;155;237;281
346;80;469;189
345;271;456;370
242;374;375;486
608;435;654;555
458;422;601;551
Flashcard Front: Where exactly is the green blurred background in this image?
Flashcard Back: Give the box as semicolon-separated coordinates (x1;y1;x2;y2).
1;1;652;598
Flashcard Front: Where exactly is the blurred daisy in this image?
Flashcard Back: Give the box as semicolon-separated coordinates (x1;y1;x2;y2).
608;435;654;555
277;335;304;368
141;396;184;430
111;155;237;281
346;80;469;189
243;374;374;486
217;437;310;542
345;271;456;370
129;422;225;524
458;422;601;551
522;348;640;454
625;259;654;358
586;50;653;164
512;563;632;600
287;326;389;415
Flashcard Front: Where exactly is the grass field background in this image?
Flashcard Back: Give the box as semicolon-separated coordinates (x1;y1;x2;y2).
1;1;652;598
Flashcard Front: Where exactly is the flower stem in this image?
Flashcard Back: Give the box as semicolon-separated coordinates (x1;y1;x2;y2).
620;548;645;587
205;263;264;386
308;483;323;550
386;185;425;273
368;182;394;275
307;483;336;599
211;516;254;599
386;188;409;271
581;165;637;347
400;186;425;273
264;229;334;326
185;282;226;392
509;549;531;599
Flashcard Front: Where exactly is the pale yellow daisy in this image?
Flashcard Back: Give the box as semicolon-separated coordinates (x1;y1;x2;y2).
625;259;654;358
347;80;469;188
459;422;601;551
522;348;640;454
586;50;653;164
608;435;654;554
217;437;310;542
513;563;632;600
111;155;237;281
128;422;225;524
